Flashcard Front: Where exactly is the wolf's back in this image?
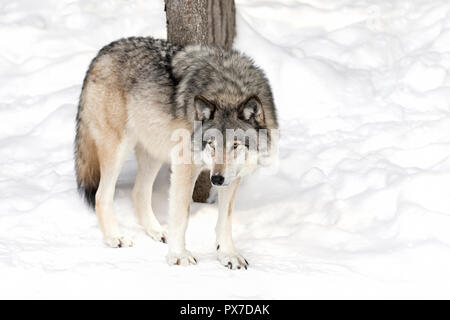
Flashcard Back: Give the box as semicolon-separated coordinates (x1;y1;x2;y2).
74;37;183;208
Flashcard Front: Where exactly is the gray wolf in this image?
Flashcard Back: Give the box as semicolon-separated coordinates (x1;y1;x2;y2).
74;37;278;269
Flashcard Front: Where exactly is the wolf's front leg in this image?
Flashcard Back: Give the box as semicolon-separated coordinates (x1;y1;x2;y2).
166;163;201;266
216;178;248;270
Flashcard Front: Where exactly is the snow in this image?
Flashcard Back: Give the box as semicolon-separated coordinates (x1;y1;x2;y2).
2;0;450;299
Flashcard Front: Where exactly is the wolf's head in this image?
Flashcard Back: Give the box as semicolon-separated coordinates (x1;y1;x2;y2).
173;45;279;186
193;95;274;186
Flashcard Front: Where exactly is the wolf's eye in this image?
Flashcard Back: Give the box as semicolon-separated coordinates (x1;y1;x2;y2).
208;140;215;149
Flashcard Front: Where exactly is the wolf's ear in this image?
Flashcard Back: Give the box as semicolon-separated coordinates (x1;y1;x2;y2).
239;96;265;125
194;96;215;121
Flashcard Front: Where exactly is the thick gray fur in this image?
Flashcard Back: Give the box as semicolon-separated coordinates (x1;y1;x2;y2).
75;36;278;207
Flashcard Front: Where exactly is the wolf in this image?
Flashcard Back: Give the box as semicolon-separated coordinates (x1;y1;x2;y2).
75;36;278;269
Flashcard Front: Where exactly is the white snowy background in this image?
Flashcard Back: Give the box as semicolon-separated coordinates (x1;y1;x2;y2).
1;0;450;299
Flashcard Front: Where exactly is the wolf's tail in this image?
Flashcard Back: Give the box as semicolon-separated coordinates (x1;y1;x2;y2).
74;99;100;209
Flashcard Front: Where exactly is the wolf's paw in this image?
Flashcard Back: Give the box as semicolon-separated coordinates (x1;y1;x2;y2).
145;226;167;244
166;250;198;266
218;251;249;270
104;235;134;248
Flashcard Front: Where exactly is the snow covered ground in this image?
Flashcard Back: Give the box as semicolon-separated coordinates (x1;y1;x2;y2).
2;0;450;299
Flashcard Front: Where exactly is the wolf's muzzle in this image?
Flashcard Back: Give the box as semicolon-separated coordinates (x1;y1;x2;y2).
211;174;225;186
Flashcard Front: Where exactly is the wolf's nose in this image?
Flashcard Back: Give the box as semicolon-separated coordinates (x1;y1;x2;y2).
211;174;225;186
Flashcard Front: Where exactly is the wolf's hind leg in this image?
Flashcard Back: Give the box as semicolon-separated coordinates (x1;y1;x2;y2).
216;178;248;270
132;143;166;243
96;135;135;248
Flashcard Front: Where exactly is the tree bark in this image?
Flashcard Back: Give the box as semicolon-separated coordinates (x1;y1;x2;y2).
165;0;235;50
165;0;236;202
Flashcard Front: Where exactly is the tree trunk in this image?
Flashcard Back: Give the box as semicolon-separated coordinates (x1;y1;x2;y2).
165;0;236;202
165;0;235;50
